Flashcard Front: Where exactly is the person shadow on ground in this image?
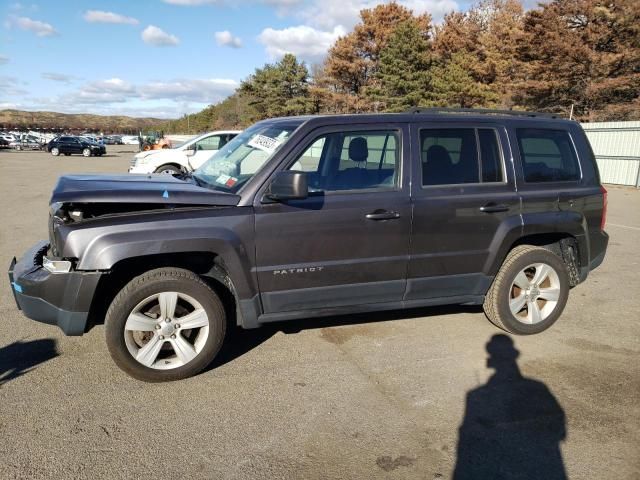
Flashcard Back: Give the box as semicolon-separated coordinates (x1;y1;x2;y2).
453;334;567;480
0;338;58;386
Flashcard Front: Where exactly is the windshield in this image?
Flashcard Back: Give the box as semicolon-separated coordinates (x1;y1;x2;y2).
193;123;298;192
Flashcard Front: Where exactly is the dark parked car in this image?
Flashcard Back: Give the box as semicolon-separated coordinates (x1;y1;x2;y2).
47;136;106;157
9;109;608;381
104;135;123;145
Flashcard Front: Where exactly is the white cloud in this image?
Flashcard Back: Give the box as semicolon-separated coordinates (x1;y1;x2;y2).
297;0;458;30
0;55;9;65
46;77;237;108
41;72;75;84
73;78;137;104
215;30;242;48
0;75;28;96
256;0;458;61
0;102;20;109
142;78;238;103
258;25;345;61
141;25;180;46
9;3;38;11
83;10;139;25
399;0;458;22
7;15;57;37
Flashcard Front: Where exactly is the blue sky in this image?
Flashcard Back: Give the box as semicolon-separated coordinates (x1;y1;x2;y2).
0;0;482;119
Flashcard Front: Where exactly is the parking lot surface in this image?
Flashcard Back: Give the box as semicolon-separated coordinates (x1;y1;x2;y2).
0;147;638;479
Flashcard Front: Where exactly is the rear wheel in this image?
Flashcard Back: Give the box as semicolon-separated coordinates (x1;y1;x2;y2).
105;268;226;382
154;164;181;175
483;245;570;335
83;148;91;157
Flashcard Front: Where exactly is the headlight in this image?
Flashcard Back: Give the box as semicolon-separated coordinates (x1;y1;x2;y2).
43;256;72;273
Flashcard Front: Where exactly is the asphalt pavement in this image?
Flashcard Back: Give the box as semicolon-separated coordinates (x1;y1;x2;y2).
0;147;638;479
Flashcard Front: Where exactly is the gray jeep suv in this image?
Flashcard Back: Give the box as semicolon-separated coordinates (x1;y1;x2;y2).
9;109;609;381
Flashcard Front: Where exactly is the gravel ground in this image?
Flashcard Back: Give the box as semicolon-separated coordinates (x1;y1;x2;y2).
0;147;638;479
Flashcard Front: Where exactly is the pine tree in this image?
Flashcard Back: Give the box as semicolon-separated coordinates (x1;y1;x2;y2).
429;52;498;108
240;54;313;121
373;20;433;112
516;0;640;120
323;3;432;112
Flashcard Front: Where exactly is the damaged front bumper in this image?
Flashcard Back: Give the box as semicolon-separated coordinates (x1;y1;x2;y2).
8;241;103;336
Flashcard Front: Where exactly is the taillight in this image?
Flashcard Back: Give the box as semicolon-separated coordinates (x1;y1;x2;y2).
600;185;607;231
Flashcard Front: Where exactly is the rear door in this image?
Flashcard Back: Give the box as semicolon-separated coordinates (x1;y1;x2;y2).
407;122;521;300
253;124;412;313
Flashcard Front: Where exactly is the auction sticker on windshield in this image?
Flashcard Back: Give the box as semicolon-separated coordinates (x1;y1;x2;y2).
248;134;281;153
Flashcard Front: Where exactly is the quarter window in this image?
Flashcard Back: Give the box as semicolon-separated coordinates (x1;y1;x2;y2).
287;131;400;191
421;128;504;186
516;129;580;182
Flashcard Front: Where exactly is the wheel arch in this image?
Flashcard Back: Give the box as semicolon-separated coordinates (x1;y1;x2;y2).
154;162;182;173
86;251;241;333
486;211;588;282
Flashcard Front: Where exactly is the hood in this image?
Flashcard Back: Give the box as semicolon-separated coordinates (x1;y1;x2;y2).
134;150;162;160
134;146;183;160
50;174;240;206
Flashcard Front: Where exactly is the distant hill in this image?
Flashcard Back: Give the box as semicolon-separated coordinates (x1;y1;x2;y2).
0;109;168;133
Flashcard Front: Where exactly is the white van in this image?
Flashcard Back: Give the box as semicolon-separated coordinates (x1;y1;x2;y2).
128;130;241;174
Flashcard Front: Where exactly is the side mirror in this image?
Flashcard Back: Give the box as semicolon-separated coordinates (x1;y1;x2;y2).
266;171;308;201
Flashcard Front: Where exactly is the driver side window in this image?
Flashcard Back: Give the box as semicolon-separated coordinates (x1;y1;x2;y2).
287;130;399;192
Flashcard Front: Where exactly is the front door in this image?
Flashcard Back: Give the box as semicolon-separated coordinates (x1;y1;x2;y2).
407;123;521;300
190;135;224;169
254;124;411;314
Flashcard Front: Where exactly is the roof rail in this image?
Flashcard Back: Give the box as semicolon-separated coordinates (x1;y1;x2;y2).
406;107;562;119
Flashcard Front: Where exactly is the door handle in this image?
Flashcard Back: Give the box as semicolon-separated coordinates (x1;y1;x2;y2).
365;210;400;221
479;203;510;213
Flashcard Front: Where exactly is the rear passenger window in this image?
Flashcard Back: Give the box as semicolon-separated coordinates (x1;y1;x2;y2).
421;128;504;186
516;129;580;182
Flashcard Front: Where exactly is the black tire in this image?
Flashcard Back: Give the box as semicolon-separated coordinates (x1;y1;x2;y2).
154;164;181;175
105;268;226;382
83;148;91;157
483;245;570;335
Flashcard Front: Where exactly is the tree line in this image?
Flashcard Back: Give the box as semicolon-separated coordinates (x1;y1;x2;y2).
164;0;639;133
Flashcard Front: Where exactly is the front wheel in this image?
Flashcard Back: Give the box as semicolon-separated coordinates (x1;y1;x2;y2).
83;148;91;157
51;147;59;156
105;268;226;382
154;164;181;175
483;245;570;335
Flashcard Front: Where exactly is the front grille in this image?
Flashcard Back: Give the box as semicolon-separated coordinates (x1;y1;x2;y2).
130;158;137;167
